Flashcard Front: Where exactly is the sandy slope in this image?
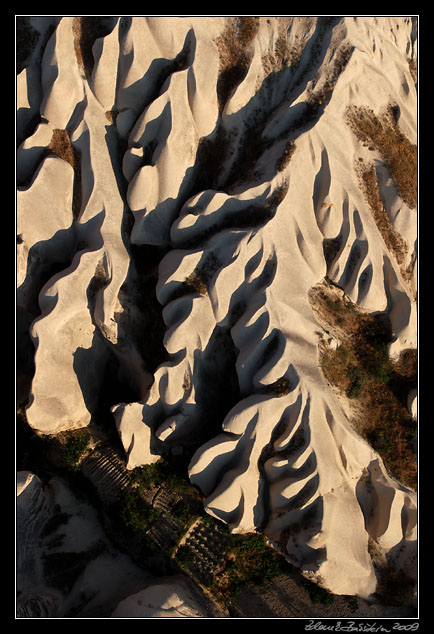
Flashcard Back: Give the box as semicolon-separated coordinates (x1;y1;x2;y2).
17;16;417;601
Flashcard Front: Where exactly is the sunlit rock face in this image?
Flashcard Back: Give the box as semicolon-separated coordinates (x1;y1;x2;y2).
17;16;417;599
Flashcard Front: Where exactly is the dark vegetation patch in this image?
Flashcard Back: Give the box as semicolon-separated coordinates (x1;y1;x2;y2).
268;376;291;397
198;22;352;194
87;260;110;300
193;18;296;195
407;57;417;85
120;489;160;532
359;380;417;490
171;498;197;524
216;17;260;112
72;16;116;78
182;253;221;296
357;161;408;268
213;533;285;601
175;544;197;569
18;402;117;486
130;458;203;500
274;30;352;141
347;104;417;210
261;17;296;73
45;128;76;166
43;128;82;220
57;429;92;470
306;44;353;110
275;141;296;173
312;282;417;489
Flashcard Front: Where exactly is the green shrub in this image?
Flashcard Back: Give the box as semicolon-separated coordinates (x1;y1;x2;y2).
217;533;284;599
175;544;196;569
314;283;417;490
61;430;91;469
120;490;160;532
131;459;201;499
130;462;161;489
171;499;193;524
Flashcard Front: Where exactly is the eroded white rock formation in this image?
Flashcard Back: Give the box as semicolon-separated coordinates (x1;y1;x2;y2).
17;16;417;599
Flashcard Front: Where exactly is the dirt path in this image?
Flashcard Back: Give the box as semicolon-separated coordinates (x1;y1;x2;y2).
230;572;415;619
